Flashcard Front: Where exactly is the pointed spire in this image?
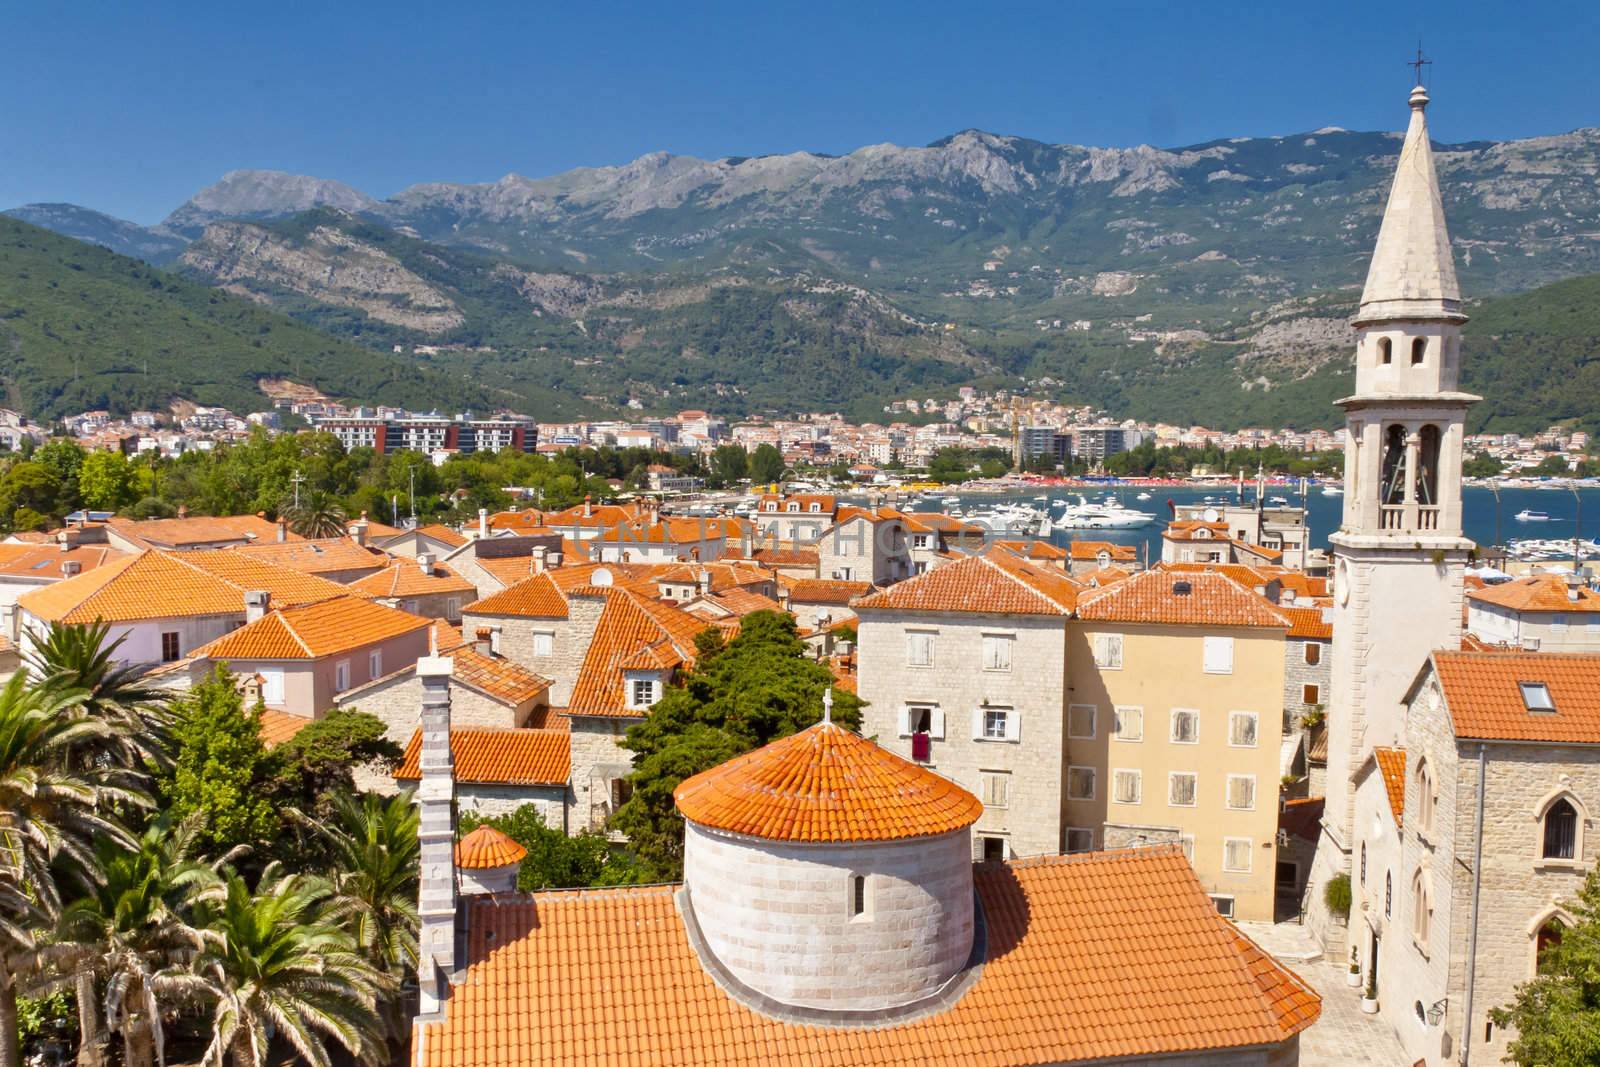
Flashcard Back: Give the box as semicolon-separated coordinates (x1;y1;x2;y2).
1355;82;1464;324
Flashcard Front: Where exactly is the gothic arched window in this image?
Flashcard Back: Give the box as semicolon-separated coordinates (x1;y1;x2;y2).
1543;798;1578;860
1415;425;1441;506
1378;337;1393;365
1536;919;1565;974
1411;337;1427;365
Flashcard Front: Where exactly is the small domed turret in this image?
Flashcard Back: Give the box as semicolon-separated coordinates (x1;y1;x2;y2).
455;825;525;896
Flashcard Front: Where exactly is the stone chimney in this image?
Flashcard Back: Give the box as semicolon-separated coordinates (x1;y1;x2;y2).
56;529;73;552
61;560;82;578
478;508;489;540
532;546;547;574
415;656;457;1016
696;566;711;597
418;552;435;573
474;627;494;657
276;516;288;543
244;589;271;623
548;550;563;570
583;494;593;519
176;504;188;520
351;512;369;547
1567;571;1584;603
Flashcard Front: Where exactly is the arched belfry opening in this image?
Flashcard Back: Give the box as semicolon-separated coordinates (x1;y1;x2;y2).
1411;337;1427;365
1415;425;1441;506
1381;425;1407;506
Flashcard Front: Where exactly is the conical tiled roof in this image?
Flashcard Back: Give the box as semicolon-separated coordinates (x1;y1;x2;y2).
455;825;528;870
1357;84;1463;323
674;722;982;843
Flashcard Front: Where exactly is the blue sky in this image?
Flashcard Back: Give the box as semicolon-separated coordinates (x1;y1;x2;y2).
5;0;1598;224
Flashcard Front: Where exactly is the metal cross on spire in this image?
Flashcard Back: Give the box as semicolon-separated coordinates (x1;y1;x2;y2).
1409;42;1432;86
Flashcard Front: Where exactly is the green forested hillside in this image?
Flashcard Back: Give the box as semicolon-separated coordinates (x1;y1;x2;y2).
0;217;502;419
1459;274;1600;433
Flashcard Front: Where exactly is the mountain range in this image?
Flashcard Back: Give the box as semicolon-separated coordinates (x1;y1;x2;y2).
7;120;1600;430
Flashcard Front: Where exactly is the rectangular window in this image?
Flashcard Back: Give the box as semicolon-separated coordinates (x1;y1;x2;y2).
1112;705;1143;742
1067;766;1096;801
973;706;1018;742
1171;708;1200;744
851;874;866;917
982;634;1014;672
1303;684;1321;705
446;597;461;619
368;650;383;679
1209;894;1236;919
160;631;181;663
900;703;943;739
334;660;350;692
531;631;554;657
983;708;1007;739
981;837;1007;862
1092;633;1124;670
259;669;285;707
913;534;931;550
1228;711;1259;748
1203;636;1235;674
1112;769;1141;805
1068;704;1097;740
1226;775;1257;810
981;771;1010;809
1169;772;1198;807
906;631;935;668
1304;642;1322;666
630;679;658;708
1223;837;1253;873
1066;828;1095;854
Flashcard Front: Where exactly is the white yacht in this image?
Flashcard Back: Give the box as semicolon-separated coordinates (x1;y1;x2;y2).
1135;491;1152;501
1054;495;1155;530
1516;509;1554;523
1320;484;1343;497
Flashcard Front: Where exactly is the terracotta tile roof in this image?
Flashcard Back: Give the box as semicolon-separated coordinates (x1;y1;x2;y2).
1466;573;1600;613
257;708;314;747
1068;540;1138;562
651;562;772;593
447;646;552;706
107;513;298;549
567;589;706;718
675;722;982;843
1283;606;1334;640
1280;797;1324;843
350;517;405;538
487;509;551;531
752;547;818;566
413;523;468;547
854;549;1078;616
230;538;386;576
902;512;985;536
697;588;783;617
784;578;873;604
994;538;1070;561
348;557;476;599
592;518;724;545
454;825;528;870
395;728;570;786
1373;747;1407;827
415;847;1319;1067
1077;570;1289;629
0;543;129;581
194;595;430;660
18;550;347;624
431;620;468;653
757;493;836;513
1163;561;1275;590
466;572;571;618
1433;651;1600;742
1079;565;1133;587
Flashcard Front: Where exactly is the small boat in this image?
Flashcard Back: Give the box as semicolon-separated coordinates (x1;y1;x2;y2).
1321;485;1343;497
1033;495;1048;502
1135;491;1152;501
1516;510;1553;522
941;496;960;506
1267;495;1289;506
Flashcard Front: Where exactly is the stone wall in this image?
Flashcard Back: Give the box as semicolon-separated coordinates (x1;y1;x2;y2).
334;670;521;748
464;593;602;705
1283;637;1330;733
568;714;635;832
683;822;973;1012
457;782;569;829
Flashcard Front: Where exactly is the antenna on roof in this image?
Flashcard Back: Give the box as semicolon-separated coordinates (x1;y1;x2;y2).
822;686;834;725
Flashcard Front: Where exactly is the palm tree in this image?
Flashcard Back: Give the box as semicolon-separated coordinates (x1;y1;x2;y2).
194;864;387;1067
57;819;228;1067
0;672;144;1067
283;491;347;539
27;619;173;770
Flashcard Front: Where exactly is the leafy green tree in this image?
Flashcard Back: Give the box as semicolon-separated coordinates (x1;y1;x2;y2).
0;462;63;525
1491;861;1600;1065
266;710;401;824
77;451;138;511
1463;451;1504;477
0;672;143;1067
283;489;348;538
748;443;785;485
8;507;48;532
613;612;862;880
708;444;749;488
33;439;86;511
27;619;172;771
458;805;622;891
56;818;226;1067
162;667;278;853
193;865;386;1067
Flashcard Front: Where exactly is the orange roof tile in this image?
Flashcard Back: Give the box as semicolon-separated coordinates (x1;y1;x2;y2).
1077;570;1289;629
752;547;819;566
697;588;783;617
1282;606;1334;640
994;538;1071;561
257;708;314;747
17;550;347;624
0;543;129;581
466;572;571;618
231;537;386;576
413;523;468;547
567;589;706;718
1433;651;1600;742
675;722;982;843
854;549;1078;616
107;513;298;548
348;557;476;599
1466;573;1600;613
195;595;430;660
1163;561;1275;590
454;825;527;869
395;728;570;786
414;847;1319;1067
784;578;873;604
446;646;552;706
1373;747;1406;827
1068;540;1138;562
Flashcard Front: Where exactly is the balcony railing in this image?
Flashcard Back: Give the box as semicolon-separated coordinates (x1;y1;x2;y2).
1378;504;1442;532
1417;506;1440;531
1380;505;1405;530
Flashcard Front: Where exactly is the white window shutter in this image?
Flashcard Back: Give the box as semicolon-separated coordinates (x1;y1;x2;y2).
971;708;985;740
898;706;911;737
930;707;946;740
1004;710;1021;742
1204;636;1234;673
